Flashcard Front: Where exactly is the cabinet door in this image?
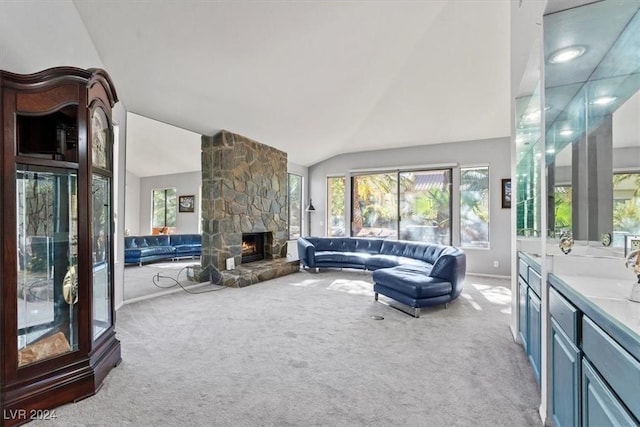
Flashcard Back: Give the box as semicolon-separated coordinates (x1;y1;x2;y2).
528;290;541;384
582;359;637;427
518;278;528;351
551;319;581;427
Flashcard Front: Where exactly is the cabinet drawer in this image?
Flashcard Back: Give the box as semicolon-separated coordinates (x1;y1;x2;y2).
582;316;640;421
519;257;528;282
528;266;541;297
550;287;579;343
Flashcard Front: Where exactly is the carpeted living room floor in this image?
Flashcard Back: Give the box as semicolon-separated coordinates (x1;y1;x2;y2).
34;268;541;427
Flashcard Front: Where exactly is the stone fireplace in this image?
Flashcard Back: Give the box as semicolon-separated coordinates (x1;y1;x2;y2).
200;130;297;286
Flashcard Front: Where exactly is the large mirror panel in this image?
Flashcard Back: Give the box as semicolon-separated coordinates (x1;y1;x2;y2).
544;2;640;249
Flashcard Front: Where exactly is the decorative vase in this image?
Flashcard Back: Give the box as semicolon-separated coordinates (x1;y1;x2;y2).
625;250;640;303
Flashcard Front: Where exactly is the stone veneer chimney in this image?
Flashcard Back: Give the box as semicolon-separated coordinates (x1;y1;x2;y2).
200;130;288;279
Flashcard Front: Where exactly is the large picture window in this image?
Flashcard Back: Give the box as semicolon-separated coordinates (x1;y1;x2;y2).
288;174;302;239
613;172;640;246
152;188;177;231
460;166;490;248
327;176;346;236
351;169;452;244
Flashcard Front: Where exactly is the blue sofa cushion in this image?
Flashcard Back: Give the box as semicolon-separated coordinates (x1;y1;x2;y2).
352;238;384;253
372;266;452;298
170;234;202;255
126;246;175;258
312;237;355;252
365;254;431;271
315;251;371;267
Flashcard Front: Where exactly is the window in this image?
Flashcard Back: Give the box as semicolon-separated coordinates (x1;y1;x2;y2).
352;173;398;238
350;169;452;244
460;167;489;248
152;188;176;231
613;172;640;246
400;170;451;244
288;174;302;239
327;176;346;236
553;185;572;238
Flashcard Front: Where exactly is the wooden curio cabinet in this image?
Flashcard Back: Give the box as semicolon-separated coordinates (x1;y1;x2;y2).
0;67;121;425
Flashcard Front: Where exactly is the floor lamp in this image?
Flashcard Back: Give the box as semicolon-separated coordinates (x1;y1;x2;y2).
305;199;315;236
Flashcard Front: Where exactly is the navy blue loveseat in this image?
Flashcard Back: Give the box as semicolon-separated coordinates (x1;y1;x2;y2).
124;234;201;266
297;237;466;317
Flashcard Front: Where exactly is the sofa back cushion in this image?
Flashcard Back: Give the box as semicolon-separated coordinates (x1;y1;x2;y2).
352;238;384;253
430;249;466;298
310;237;355;252
379;240;458;264
125;235;171;249
169;234;201;246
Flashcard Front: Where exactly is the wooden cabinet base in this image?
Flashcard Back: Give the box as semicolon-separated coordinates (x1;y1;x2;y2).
1;337;120;426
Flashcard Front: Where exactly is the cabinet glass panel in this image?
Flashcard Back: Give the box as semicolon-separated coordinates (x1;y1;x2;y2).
16;166;78;366
92;174;111;340
16;105;79;163
91;107;110;170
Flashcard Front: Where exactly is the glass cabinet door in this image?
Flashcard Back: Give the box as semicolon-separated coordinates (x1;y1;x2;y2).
90;105;113;341
91;174;111;340
16;167;78;366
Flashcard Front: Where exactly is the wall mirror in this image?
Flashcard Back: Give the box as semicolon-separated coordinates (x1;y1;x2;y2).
544;1;640;251
515;23;543;258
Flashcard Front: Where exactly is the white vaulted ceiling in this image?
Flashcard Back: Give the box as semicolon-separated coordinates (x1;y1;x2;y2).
72;1;511;174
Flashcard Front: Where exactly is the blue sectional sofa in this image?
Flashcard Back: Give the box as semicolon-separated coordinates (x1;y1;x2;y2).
124;234;201;266
297;236;466;317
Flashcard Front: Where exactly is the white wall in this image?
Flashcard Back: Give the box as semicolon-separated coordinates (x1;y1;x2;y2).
308;137;512;276
138;172;201;234
0;0;128;308
125;170;142;235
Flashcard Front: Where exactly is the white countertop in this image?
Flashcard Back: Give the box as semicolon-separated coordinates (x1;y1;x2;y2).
554;274;640;338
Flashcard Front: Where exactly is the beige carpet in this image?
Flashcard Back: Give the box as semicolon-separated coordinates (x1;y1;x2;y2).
123;259;205;302
34;269;541;426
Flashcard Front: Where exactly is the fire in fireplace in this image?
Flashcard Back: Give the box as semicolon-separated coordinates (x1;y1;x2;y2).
241;233;265;264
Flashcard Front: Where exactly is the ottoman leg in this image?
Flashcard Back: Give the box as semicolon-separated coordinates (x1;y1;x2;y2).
413;307;421;318
374;292;379;301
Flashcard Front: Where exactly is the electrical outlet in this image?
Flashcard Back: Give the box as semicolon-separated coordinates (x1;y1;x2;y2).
493;260;499;268
226;257;235;270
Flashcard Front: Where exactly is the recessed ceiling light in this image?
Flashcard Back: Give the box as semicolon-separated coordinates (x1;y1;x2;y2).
548;45;586;64
560;129;574;137
591;96;617;106
521;110;541;123
546;148;556;154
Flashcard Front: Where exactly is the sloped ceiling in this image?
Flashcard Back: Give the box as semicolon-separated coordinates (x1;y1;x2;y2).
73;1;510;173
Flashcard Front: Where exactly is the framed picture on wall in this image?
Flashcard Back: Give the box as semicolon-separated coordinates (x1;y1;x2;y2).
178;195;195;213
501;179;511;209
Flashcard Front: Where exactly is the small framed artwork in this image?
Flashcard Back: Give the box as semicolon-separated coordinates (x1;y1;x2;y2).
178;195;195;213
625;235;640;257
501;178;512;209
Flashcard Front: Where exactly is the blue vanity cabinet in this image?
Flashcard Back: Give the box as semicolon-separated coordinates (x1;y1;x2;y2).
518;277;528;351
517;253;542;385
528;289;541;383
550;287;581;427
548;273;640;427
582;316;640;425
581;359;637;427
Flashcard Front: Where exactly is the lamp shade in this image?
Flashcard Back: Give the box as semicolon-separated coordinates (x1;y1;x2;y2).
305;199;316;212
